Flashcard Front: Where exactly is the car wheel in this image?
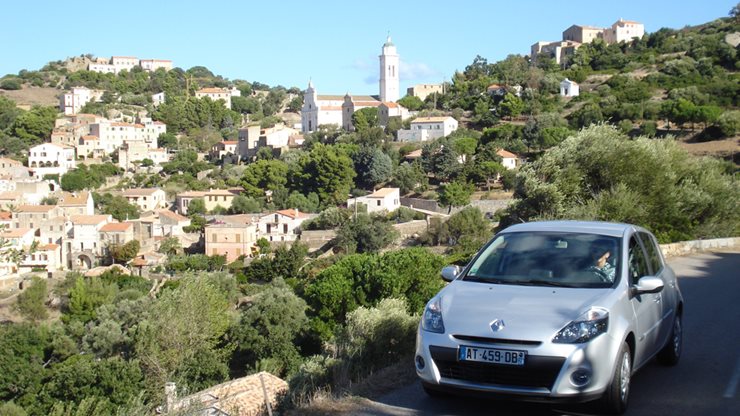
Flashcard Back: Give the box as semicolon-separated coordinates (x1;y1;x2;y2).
657;313;682;366
601;342;631;415
421;382;448;398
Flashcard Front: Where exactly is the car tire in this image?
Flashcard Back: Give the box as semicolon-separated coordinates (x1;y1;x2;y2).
421;382;448;398
657;313;682;366
600;342;631;415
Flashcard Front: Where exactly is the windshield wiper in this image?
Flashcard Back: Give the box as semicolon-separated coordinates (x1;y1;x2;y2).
516;279;572;287
464;275;507;284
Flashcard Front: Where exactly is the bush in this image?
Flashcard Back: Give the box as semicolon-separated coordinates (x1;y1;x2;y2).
0;79;22;90
716;110;740;137
641;121;657;137
499;125;740;242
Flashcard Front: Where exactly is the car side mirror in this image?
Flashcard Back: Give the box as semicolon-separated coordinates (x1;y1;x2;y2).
441;265;462;282
632;276;664;295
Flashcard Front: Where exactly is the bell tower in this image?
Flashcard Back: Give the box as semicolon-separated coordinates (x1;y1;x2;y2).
379;35;399;102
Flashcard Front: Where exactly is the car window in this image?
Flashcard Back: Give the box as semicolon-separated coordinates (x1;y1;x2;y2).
638;231;663;275
628;236;650;285
465;232;620;288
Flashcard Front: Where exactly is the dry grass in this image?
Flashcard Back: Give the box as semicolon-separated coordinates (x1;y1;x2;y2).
286;356;418;415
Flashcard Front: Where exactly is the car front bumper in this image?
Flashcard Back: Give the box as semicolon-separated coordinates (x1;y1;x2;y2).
415;326;620;402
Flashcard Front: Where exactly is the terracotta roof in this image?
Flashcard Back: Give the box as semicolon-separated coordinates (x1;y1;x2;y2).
131;257;147;267
411;116;453;123
153;121;166;125
367;188;399;198
71;215;110;225
16;205;57;213
81;135;99;141
171;372;288;415
0;211;11;220
122;188;161;196
221;141;238;145
197;88;229;94
0;192;21;200
352;101;382;107
317;95;346;100
38;243;59;250
404;149;423;159
275;209;310;219
111;122;135;127
497;149;518;159
1;228;33;238
382;102;400;108
59;191;89;206
158;209;188;222
0;157;22;166
206;189;239;196
178;191;206;198
100;222;133;232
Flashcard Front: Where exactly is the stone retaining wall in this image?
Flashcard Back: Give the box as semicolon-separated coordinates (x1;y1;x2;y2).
659;237;740;258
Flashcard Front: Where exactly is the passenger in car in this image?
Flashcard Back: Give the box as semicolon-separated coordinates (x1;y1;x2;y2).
588;245;616;283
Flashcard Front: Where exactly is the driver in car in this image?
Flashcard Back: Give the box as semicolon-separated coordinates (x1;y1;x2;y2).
588;244;616;283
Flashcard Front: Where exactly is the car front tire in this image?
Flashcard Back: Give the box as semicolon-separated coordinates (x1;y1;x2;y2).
657;313;682;366
600;342;631;415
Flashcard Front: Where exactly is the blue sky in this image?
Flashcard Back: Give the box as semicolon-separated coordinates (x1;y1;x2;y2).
1;0;735;95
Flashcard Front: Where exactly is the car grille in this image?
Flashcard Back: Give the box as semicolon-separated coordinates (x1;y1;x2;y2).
429;346;565;389
452;335;542;346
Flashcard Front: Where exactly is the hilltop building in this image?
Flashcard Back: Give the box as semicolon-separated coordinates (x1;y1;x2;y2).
301;36;400;133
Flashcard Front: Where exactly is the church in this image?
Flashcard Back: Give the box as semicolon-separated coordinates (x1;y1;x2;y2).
301;36;401;133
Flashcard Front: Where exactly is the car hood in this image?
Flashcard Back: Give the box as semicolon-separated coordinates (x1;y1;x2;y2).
439;281;611;342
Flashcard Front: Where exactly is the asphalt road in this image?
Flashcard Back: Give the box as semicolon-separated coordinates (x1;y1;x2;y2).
354;251;740;416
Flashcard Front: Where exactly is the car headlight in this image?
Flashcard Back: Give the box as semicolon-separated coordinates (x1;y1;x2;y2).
422;297;445;333
553;307;608;343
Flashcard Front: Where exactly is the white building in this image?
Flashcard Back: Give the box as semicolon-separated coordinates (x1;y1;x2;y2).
397;116;459;142
604;19;645;44
257;209;312;243
560;78;580;97
139;59;173;72
348;188;401;214
121;188;167;212
301;82;344;133
0;227;35;278
301;37;400;133
497;149;521;170
379;36;400;103
60;87;104;116
28;143;76;179
406;84;444;101
341;94;382;131
378;102;410;128
68;215;112;269
152;92;166;107
195;88;232;109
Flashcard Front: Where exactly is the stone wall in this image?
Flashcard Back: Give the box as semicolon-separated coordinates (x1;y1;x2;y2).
392;220;428;238
659;237;740;258
300;230;337;251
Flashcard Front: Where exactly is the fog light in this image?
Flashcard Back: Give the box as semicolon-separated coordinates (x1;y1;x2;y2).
570;368;592;387
416;355;426;370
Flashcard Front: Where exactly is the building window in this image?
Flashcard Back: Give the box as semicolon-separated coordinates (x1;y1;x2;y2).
212;234;217;243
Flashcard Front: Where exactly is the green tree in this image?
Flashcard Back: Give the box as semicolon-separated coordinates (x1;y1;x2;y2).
498;93;524;120
9;106;57;146
289;143;356;208
334;213;398;254
351;107;379;132
392;161;428;194
186;198;206;215
0;324;50;407
63;276;118;324
230;279;309;375
352;146;393;189
716;110;740;137
240;159;289;197
94;193;140;222
229;194;262;214
136;277;232;396
500;125;740;242
397;95;425;111
438;181;475;213
110;240;140;264
157;237;181;256
16;276;48;322
438;206;492;255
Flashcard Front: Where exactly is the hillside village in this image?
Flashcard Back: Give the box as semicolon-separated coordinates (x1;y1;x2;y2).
0;7;738;416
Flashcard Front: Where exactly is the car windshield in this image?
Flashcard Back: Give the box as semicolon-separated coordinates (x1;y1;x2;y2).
465;232;621;288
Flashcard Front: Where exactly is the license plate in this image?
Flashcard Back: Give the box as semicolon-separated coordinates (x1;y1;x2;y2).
458;346;526;366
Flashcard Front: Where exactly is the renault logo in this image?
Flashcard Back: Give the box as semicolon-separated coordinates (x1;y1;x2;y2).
490;319;505;332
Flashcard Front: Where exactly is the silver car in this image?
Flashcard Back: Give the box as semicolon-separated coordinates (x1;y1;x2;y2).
415;221;683;414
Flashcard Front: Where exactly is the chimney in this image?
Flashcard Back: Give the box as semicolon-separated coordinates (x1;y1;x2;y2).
164;382;177;413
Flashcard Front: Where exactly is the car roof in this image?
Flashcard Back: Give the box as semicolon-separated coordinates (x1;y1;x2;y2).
500;220;638;238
